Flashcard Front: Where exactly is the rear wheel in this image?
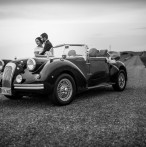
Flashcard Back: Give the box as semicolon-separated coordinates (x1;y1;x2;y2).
51;74;76;105
112;70;126;91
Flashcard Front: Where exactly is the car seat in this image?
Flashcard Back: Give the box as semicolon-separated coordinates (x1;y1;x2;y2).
89;48;99;57
99;50;108;57
68;50;76;56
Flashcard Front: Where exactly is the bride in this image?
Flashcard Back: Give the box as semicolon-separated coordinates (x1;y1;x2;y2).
34;37;43;56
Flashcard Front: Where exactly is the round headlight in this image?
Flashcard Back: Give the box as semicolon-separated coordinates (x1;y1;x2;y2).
0;60;4;71
16;74;23;83
27;58;36;71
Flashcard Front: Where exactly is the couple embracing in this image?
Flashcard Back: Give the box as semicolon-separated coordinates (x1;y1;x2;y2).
34;33;53;56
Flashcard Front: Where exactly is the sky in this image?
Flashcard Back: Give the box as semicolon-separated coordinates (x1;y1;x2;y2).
0;0;146;59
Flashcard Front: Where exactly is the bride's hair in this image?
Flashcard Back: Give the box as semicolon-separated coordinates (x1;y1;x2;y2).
35;37;43;44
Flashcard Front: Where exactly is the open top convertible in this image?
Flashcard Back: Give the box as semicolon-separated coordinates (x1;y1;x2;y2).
0;44;127;105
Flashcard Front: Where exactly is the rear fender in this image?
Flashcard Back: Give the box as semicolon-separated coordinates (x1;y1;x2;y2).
109;62;127;83
109;64;119;83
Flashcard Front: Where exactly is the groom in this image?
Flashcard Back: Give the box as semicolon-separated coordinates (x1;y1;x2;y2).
40;33;53;55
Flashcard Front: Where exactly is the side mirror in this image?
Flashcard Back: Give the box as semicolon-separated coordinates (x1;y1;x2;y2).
62;54;67;59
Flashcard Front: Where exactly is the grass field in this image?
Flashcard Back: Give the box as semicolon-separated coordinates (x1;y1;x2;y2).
0;55;146;147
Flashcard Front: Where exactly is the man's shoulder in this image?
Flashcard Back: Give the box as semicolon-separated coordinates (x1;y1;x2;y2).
45;40;52;46
46;40;51;44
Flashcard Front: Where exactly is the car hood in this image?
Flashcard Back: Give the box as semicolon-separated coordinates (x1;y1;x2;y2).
9;57;61;73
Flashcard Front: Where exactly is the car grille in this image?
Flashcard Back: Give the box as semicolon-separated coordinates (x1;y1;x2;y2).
2;63;16;88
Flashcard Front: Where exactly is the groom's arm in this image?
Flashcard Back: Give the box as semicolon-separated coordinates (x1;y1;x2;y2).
40;42;53;55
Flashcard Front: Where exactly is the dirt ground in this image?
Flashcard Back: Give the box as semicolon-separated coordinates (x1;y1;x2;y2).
0;56;146;147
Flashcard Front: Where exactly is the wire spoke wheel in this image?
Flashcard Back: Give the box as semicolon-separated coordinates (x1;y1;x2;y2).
57;78;73;102
118;72;126;89
112;70;127;91
51;74;76;105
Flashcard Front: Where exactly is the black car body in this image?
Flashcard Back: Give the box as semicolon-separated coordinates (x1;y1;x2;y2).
0;44;127;105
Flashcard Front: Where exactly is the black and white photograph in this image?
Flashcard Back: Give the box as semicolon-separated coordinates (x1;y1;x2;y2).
0;0;146;146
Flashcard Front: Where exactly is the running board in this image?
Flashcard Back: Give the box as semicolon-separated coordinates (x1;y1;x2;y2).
87;83;115;90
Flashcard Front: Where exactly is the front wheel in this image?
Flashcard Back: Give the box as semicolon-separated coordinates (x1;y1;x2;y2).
112;70;127;91
51;74;76;105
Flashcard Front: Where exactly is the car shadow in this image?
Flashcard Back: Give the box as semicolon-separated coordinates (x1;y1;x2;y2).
0;86;129;108
74;86;114;100
80;86;113;95
0;95;54;108
74;86;132;104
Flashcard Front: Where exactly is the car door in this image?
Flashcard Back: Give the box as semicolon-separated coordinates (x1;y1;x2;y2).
88;57;109;87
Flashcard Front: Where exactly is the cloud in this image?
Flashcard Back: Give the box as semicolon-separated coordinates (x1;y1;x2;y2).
0;10;28;19
1;0;146;23
136;27;146;30
1;0;146;5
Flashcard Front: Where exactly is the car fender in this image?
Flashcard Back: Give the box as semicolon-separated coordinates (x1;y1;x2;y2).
1;59;12;72
109;61;127;83
40;59;87;93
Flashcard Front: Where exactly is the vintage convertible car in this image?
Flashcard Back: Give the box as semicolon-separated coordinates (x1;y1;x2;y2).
0;44;127;105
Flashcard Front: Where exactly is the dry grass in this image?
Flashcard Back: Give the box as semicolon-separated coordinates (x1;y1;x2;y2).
0;56;146;147
140;57;146;67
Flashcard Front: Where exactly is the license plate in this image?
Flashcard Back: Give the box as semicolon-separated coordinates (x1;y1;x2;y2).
1;87;12;95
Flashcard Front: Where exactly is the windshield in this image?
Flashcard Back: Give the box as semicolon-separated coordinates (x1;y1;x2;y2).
52;45;87;58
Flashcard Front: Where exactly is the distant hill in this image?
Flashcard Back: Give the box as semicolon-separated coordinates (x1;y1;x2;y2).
120;51;142;56
119;51;146;67
141;51;146;57
120;51;143;62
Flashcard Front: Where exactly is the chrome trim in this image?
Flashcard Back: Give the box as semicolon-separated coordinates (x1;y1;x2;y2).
27;58;36;71
14;87;44;90
2;63;16;88
89;57;108;59
88;83;114;90
0;60;4;71
14;84;44;90
112;64;119;71
14;84;44;87
53;44;86;48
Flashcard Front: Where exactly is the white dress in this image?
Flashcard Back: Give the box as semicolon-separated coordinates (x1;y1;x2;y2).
34;46;43;55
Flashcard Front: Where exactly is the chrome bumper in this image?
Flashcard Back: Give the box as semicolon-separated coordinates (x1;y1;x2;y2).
14;84;44;90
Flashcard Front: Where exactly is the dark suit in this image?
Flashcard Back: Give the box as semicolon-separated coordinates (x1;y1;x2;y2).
40;40;53;55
